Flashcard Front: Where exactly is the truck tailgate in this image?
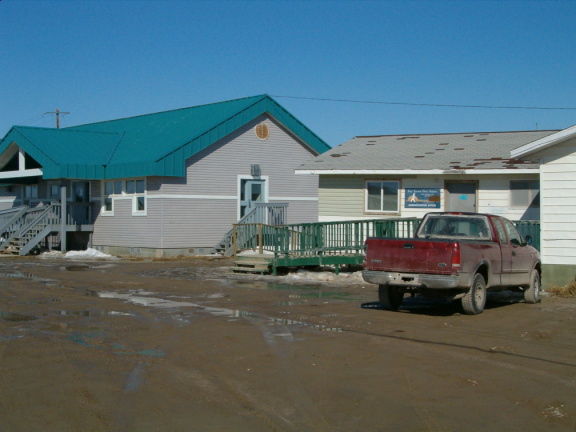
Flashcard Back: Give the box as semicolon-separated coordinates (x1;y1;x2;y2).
365;238;455;274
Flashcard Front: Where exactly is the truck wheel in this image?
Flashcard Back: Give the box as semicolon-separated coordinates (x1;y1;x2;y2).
379;284;404;311
461;273;487;315
524;269;541;304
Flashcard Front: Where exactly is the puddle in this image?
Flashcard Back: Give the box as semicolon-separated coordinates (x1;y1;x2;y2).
57;310;135;317
67;331;165;357
0;312;38;322
64;264;91;271
95;290;343;332
0;272;54;283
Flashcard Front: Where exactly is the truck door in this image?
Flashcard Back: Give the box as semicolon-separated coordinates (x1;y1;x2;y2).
502;218;533;286
493;218;513;286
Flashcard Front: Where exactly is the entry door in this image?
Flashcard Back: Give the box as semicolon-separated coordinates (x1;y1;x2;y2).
240;179;265;218
71;181;90;223
72;181;90;203
446;182;477;212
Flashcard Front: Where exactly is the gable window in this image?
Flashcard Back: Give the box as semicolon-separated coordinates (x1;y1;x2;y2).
365;180;399;213
510;180;539;208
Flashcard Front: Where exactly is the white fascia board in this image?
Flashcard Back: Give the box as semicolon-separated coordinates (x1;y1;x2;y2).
295;169;539;175
0;168;43;179
295;169;446;175
511;125;576;159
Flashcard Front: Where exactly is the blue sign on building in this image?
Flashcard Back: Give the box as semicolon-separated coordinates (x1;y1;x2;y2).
405;188;441;208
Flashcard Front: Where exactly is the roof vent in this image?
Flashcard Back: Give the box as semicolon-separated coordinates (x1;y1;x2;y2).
255;122;270;140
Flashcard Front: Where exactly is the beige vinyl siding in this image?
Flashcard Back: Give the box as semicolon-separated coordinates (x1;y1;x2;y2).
319;176;365;218
93;114;320;250
536;138;576;265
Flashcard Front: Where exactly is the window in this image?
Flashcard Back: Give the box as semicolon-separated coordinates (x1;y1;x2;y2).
365;180;399;213
493;219;508;245
25;185;38;199
114;181;123;195
510;180;539;207
503;218;523;245
102;178;146;216
103;181;114;213
49;184;61;200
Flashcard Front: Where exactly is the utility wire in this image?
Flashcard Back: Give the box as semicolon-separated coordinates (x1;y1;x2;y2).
271;95;576;111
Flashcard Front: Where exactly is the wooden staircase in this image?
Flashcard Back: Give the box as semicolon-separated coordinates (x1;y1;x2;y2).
0;205;60;255
211;203;288;256
231;254;274;274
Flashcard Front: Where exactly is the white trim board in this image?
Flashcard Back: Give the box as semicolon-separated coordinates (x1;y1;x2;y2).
146;194;317;202
295;169;539;175
511;124;576;159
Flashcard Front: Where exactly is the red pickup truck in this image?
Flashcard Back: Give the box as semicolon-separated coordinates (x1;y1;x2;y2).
362;212;541;315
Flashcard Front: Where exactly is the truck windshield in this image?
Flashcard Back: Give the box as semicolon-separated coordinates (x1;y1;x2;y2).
417;215;490;240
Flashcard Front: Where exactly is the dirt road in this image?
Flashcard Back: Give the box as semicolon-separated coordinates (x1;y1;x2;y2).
0;256;574;431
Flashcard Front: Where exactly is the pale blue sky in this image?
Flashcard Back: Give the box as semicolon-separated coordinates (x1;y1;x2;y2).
1;0;575;147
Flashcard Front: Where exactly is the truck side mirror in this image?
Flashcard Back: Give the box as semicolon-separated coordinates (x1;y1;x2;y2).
524;235;533;246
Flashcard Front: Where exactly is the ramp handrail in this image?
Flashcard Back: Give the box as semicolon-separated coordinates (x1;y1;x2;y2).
233;218;541;257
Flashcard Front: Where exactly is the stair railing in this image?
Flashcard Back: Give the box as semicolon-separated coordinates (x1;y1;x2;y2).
0;204;61;252
210;203;288;256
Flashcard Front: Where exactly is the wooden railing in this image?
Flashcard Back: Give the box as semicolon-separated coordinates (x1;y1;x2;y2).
233;218;420;258
0;203;96;253
211;203;289;256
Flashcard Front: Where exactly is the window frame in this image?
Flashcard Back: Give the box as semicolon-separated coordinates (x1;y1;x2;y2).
48;182;61;201
510;180;540;208
24;184;38;200
364;179;400;214
101;178;147;217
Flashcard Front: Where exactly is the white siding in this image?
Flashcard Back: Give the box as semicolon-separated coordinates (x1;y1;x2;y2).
533;138;576;265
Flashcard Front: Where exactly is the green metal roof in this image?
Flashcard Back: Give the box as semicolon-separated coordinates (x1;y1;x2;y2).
0;95;330;180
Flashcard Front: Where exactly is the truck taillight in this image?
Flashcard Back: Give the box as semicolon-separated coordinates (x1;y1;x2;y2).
451;242;461;269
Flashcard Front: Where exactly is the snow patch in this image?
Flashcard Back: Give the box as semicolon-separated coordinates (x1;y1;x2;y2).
40;248;118;260
284;269;365;284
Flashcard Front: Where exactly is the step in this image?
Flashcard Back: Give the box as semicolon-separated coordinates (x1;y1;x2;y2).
234;254;273;261
230;266;271;274
233;259;272;267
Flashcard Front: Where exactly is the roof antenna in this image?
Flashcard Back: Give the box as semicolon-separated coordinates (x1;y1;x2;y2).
45;108;70;129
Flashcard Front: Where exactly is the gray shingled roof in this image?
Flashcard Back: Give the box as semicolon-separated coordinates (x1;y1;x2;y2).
297;130;559;172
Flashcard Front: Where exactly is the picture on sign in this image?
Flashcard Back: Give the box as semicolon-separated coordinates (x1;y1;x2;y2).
405;188;441;208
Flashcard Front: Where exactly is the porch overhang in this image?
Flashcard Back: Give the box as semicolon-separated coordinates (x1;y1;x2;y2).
0;169;43;181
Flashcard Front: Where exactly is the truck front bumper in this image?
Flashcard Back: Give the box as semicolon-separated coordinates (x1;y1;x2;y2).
362;270;466;289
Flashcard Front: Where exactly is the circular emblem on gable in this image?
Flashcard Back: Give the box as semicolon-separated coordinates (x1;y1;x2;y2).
255;122;270;140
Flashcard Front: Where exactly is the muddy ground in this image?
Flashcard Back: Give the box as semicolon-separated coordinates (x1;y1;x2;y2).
0;256;574;432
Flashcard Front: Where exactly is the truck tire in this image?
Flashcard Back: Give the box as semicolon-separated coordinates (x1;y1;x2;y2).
379;284;404;311
524;269;541;304
461;273;487;315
